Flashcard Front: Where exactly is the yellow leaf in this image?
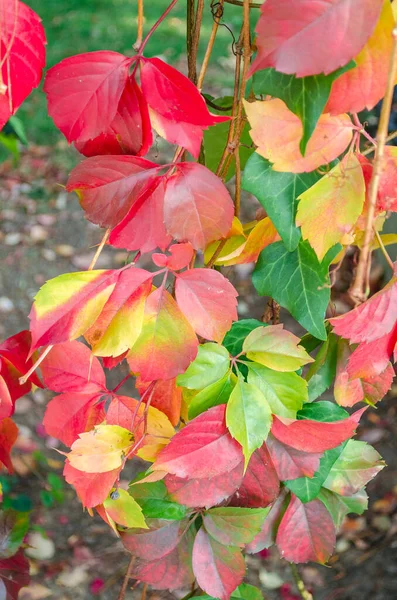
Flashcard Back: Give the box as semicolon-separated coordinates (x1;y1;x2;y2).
296;154;365;260
67;425;134;473
137;405;175;462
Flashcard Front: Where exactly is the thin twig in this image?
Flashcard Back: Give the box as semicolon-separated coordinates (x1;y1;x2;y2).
224;0;261;7
374;228;395;270
234;145;241;217
362;130;397;156
117;556;135;600
349;28;397;304
187;0;205;84
140;583;148;600
197;0;225;89
19;228;110;384
134;0;144;50
290;563;313;600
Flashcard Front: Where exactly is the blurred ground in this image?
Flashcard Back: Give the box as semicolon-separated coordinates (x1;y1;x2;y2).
0;1;397;599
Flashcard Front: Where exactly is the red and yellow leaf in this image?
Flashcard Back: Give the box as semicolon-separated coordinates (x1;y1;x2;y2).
0;418;18;473
63;460;120;508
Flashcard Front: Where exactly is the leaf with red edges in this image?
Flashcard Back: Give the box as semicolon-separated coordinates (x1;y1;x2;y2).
0;549;30;599
152;404;243;479
75;76;152;157
175;269;238;342
246;489;289;553
63;460;120;508
165;461;244;509
136;377;182;427
43;392;106;447
271;408;366;453
345;325;397;379
203;507;270;547
40;340;106;393
66;155;162;228
109;177;171;253
266;434;323;481
249;0;384;77
127;287;198;382
44;51;131;143
0;330;42;418
152;243;194;271
0;0;46;130
276;495;336;563
163;162;234;250
229;445;280;508
0;419;18;473
192;527;245;600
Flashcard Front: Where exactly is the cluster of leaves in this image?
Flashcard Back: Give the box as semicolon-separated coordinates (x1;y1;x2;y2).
0;0;397;599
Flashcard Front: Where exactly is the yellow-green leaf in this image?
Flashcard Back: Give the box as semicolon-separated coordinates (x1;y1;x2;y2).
67;424;134;473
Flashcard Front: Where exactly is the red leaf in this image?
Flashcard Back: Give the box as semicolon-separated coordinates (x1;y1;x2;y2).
0;0;46;130
122;521;195;591
102;352;128;370
140;57;226;127
192;527;245;600
175;269;238;342
127;287;198;382
246;489;288;554
345;324;397;379
109;177;171;253
136;377;182;426
152;404;243;479
249;0;384;77
152;242;194;271
75;76;152;157
266;434;323;480
271;408;365;453
43;392;106;447
0;418;18;473
40;340;107;393
66;155;161;228
276;495;336;563
330;276;397;344
163;162;234;250
0;330;42;417
63;460;119;508
165;462;244;509
149;108;204;158
44;51;131;143
230;445;280;508
0;549;30;599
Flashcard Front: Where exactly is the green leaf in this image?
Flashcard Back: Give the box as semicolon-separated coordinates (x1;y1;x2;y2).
223;319;265;356
129;478;167;500
40;490;55;508
0;134;19;161
129;478;186;520
305;333;339;401
204;507;270;547
253;63;354;154
242;154;321;251
104;489;147;529
297;401;349;422
252;240;340;339
323;440;385;496
0;510;30;558
318;488;368;529
226;378;272;467
196;583;264;600
203;96;254;181
246;363;307;418
188;371;237;420
47;472;64;491
285;443;346;503
8;116;28;145
176;343;230;390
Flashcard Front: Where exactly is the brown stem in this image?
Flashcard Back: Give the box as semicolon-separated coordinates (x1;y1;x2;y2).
187;0;204;84
19;227;110;385
374;228;395;270
197;0;225;89
234;145;241;217
349;29;397;304
290;563;313;600
117;556;135;600
141;583;148;600
134;0;144;50
205;238;228;268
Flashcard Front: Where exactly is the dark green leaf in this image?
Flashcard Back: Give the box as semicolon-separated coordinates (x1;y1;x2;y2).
196;583;264;600
188;372;237;420
306;333;339;401
139;498;187;520
252;240;340;339
253;63;354;154
297;401;349;423
40;490;54;508
223;319;264;356
242;154;321;251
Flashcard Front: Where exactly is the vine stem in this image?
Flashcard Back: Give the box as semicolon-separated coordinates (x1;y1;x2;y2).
290;563;313;600
134;0;144;50
187;0;205;84
224;0;261;7
374;228;395;270
362;129;397;155
197;0;225;90
349;28;397;304
19;228;111;385
138;0;179;55
117;555;135;600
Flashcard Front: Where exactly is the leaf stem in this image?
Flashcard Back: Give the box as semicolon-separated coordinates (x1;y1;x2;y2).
134;0;144;50
349;28;397;304
112;373;132;394
138;0;179;55
290;563;313;600
197;0;225;90
374;228;395;271
117;555;135;600
362;129;397;155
